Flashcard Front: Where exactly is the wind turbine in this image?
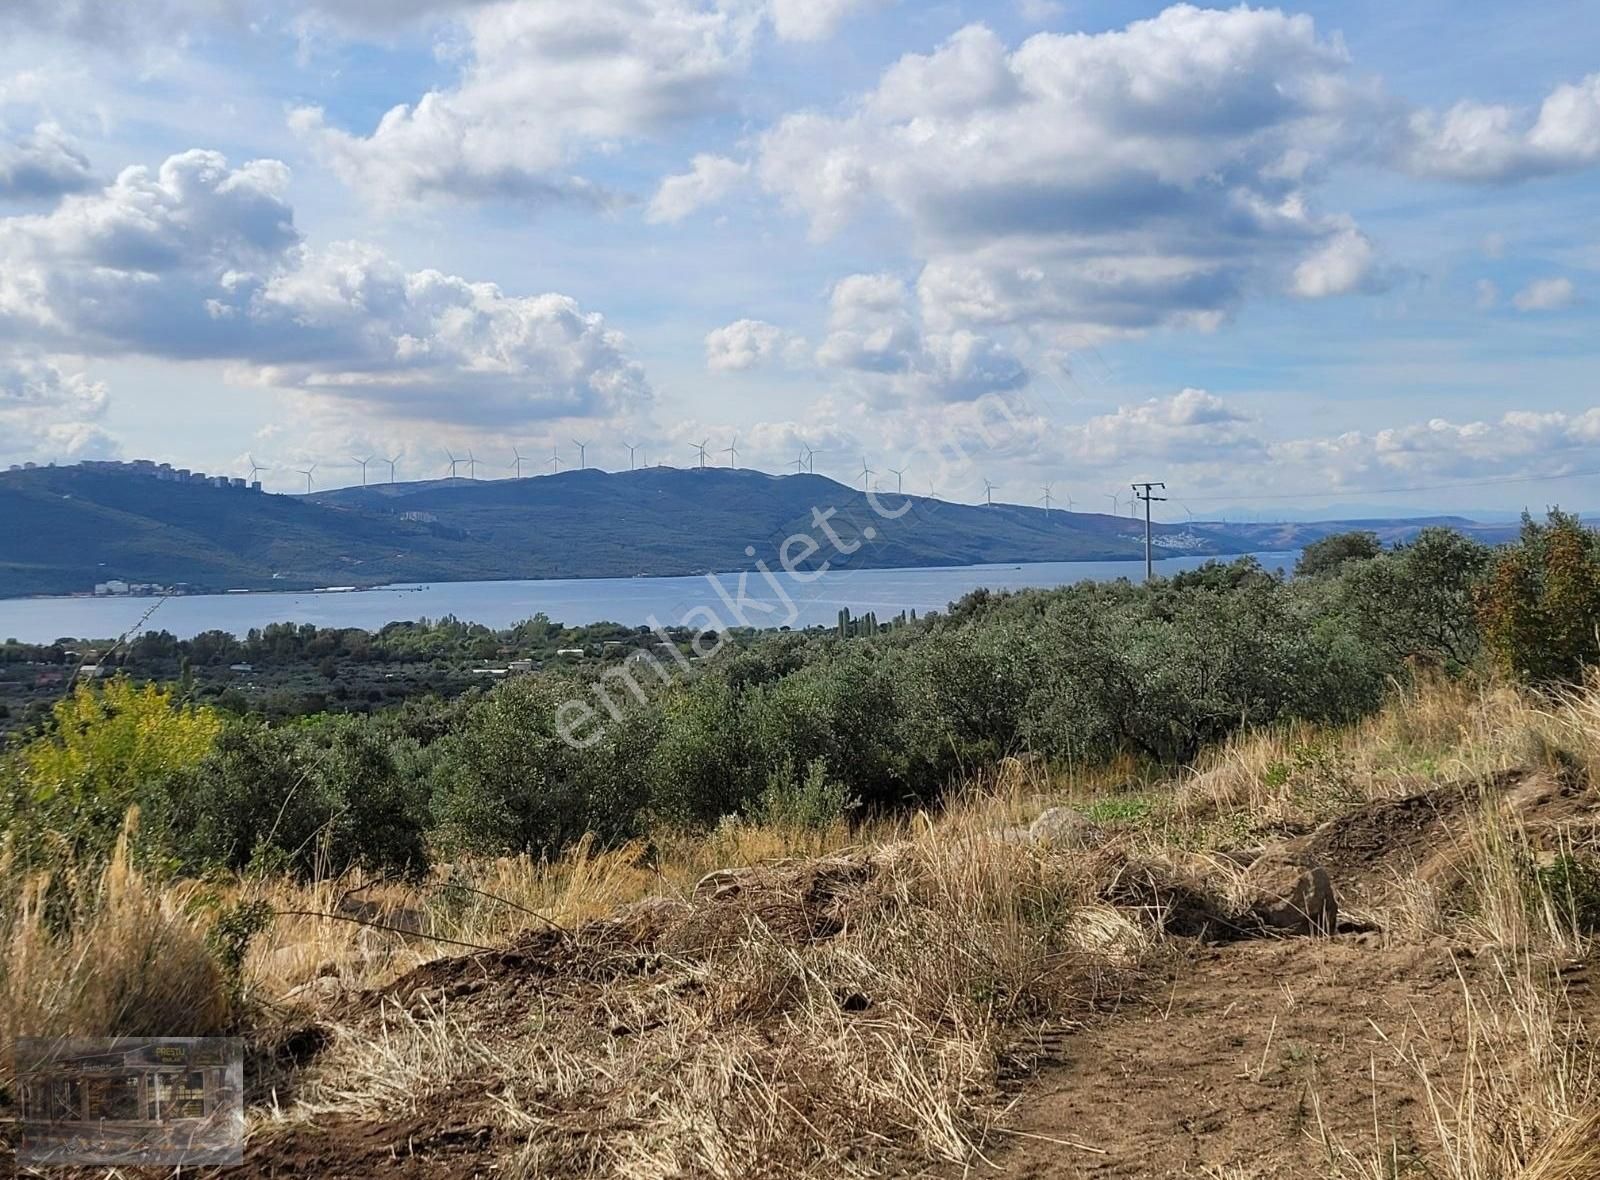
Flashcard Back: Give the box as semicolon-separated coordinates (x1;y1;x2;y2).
1041;483;1054;514
858;457;874;492
510;445;526;479
572;439;588;470
693;439;709;469
798;437;818;474
246;455;266;483
982;478;995;507
298;463;317;494
624;442;639;471
352;455;373;486
791;452;806;474
385;453;401;483
888;465;907;494
549;446;562;474
465;449;478;480
1105;492;1120;515
443;449;461;481
723;436;739;468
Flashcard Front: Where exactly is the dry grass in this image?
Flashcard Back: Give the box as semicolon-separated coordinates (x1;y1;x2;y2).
255;811;1149;1177
6;675;1600;1177
241;818;861;1001
0;814;230;1052
1316;949;1597;1180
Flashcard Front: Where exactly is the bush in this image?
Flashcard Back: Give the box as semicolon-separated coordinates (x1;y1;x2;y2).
1335;527;1489;673
1478;511;1600;683
1538;853;1600;934
1295;531;1382;579
429;675;651;858
161;718;429;879
755;758;854;829
2;678;221;870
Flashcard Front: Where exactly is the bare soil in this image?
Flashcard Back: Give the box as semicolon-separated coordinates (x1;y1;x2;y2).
952;937;1507;1178
22;771;1591;1180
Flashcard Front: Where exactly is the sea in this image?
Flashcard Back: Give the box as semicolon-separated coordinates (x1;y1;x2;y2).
0;553;1301;643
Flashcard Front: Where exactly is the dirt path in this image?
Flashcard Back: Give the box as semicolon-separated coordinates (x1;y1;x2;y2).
962;936;1526;1180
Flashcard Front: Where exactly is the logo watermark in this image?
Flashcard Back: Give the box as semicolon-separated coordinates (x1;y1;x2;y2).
10;1036;244;1167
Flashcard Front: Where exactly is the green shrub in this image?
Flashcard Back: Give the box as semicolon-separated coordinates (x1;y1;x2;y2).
1478;511;1600;683
1294;531;1382;579
429;675;650;858
1538;853;1600;933
755;758;855;829
1;678;221;871
160;718;429;879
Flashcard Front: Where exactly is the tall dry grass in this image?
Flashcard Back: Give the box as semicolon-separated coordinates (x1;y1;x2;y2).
0;814;230;1051
243;816;861;1000
259;804;1150;1177
6;672;1598;1177
1317;948;1597;1180
1304;681;1600;1180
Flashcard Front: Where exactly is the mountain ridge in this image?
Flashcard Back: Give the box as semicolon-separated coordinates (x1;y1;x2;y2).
0;463;1517;598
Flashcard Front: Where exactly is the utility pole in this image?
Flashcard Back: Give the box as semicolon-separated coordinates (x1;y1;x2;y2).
1132;481;1166;583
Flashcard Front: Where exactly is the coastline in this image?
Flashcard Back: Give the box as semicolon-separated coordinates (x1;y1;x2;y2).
0;543;1260;604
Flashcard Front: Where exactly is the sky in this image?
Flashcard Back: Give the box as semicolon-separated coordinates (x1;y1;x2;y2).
0;0;1598;519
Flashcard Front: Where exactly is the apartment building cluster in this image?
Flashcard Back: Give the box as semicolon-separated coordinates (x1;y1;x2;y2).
5;458;263;491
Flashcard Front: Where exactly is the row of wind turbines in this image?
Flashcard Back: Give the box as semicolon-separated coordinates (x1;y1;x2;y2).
257;441;1177;519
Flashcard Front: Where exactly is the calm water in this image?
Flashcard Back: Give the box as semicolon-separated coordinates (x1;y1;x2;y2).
0;553;1299;642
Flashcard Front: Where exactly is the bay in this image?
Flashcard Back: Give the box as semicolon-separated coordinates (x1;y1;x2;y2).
0;553;1300;643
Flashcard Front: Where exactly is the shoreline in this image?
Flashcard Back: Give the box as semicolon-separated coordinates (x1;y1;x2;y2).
0;545;1262;605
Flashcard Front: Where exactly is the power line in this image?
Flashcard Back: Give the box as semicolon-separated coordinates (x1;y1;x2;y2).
1132;481;1166;582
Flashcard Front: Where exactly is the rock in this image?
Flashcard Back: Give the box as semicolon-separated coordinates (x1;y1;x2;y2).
1028;807;1105;849
694;867;753;900
282;975;347;1007
1240;850;1338;936
1217;847;1266;869
997;753;1048;793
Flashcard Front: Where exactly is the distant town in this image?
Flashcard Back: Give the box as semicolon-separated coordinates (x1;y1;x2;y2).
5;458;265;493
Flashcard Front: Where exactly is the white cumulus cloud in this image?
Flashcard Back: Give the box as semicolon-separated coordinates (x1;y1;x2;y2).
704;318;805;371
648;154;748;223
291;0;756;208
1403;74;1600;183
1292;226;1384;298
0;353;117;463
1065;388;1261;464
816;272;1027;402
0;122;94;200
759;9;1390;342
0;149;651;427
1512;276;1576;311
767;0;883;42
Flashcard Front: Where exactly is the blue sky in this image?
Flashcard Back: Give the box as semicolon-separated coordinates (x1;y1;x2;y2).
0;0;1597;518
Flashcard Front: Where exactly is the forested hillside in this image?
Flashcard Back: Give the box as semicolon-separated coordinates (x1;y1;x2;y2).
2;463;1503;597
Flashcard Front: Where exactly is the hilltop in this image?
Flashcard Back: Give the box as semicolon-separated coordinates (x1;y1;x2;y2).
6;678;1595;1179
0;464;1222;597
0;462;1518;598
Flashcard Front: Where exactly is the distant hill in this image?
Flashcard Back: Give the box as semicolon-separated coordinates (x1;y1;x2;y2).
0;464;1518;598
1196;515;1521;551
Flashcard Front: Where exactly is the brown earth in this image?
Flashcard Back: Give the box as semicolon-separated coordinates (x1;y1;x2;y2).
956;769;1600;1179
948;937;1533;1179
18;771;1593;1180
